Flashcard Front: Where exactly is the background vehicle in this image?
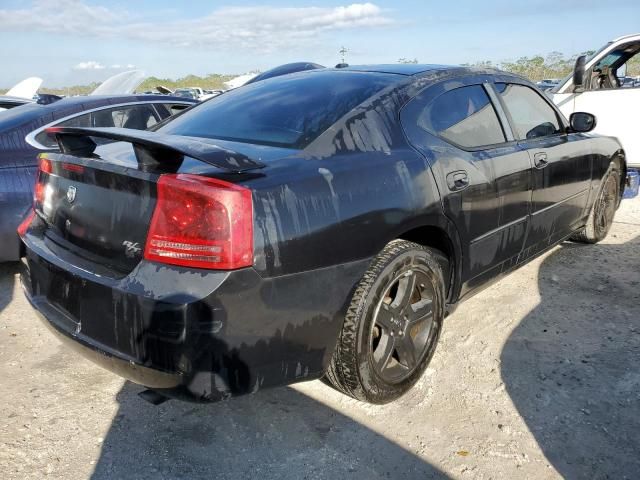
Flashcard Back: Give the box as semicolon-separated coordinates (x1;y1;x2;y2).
171;87;220;101
0;77;43;112
172;88;199;100
0;96;35;111
535;78;560;91
0;95;196;262
19;65;625;405
550;33;640;168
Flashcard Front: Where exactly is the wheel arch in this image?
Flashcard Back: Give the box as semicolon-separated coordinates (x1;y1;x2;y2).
395;218;462;306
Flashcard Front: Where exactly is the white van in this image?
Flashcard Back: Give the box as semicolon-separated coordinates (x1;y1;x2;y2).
550;33;640;169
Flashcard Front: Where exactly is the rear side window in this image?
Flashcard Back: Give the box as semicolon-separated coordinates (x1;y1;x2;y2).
159;71;396;148
495;83;560;140
34;104;160;148
417;85;506;148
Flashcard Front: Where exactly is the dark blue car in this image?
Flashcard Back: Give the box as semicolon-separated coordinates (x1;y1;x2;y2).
0;95;195;261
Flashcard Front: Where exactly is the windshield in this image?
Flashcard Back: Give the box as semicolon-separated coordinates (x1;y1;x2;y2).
595;50;625;69
159;70;397;149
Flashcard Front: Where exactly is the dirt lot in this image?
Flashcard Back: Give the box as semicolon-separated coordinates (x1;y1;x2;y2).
1;197;638;480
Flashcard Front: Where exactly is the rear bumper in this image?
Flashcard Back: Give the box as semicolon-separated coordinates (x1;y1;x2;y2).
21;233;369;402
25;291;183;390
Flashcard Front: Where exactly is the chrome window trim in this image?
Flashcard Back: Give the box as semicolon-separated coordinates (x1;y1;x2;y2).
25;100;194;150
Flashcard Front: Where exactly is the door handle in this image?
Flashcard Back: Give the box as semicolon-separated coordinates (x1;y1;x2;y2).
446;170;469;191
534;152;548;168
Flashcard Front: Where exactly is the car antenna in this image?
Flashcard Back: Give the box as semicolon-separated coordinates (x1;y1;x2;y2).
336;46;349;68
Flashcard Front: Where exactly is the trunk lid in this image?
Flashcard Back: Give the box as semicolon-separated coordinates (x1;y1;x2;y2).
35;152;158;274
32;127;286;275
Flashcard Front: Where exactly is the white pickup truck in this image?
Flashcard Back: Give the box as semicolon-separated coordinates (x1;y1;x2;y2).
550;33;640;170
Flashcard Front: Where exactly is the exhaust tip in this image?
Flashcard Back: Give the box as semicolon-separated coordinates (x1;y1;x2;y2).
138;389;169;405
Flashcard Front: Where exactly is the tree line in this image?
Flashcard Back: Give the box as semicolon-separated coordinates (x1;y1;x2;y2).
401;51;640;81
3;52;640;95
462;51;640;81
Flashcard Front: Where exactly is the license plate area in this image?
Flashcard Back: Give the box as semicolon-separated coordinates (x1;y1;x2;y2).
43;262;83;327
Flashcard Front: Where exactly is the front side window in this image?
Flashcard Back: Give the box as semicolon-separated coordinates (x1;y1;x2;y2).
34;104;160;148
496;84;561;140
417;85;506;148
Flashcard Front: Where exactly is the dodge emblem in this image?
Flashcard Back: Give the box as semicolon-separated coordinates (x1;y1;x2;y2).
66;186;77;203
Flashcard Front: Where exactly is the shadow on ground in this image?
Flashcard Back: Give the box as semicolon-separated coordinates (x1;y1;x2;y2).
501;236;640;478
91;382;448;479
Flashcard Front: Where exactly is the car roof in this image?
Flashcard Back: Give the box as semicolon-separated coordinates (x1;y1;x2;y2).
612;32;640;43
339;64;453;75
46;94;192;107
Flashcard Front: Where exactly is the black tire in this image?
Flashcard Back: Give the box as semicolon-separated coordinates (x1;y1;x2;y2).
325;240;446;404
571;161;621;244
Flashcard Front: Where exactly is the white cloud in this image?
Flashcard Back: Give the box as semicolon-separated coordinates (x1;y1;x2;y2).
0;1;394;52
74;61;137;71
73;61;105;70
0;0;121;36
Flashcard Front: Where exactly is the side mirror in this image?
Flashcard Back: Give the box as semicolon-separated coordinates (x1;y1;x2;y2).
569;112;596;133
573;55;586;92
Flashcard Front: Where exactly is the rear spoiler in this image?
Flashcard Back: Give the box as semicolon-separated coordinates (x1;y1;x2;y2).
46;126;265;173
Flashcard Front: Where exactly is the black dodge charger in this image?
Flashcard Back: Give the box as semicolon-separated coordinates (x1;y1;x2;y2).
19;64;625;404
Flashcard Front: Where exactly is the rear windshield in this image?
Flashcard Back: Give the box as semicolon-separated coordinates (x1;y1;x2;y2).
158;71;397;149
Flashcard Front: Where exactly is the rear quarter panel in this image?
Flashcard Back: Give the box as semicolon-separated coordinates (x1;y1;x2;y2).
249;148;446;278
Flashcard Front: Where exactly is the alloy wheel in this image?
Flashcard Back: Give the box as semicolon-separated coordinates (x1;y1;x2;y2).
370;267;436;383
595;174;618;235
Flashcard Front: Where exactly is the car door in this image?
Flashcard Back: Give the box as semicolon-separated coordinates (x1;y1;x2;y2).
402;79;533;298
494;83;592;257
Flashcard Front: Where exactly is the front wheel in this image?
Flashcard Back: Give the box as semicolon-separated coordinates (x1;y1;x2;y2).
324;240;446;404
571;161;621;244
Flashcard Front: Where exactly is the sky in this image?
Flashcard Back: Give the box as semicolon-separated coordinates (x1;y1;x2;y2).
0;0;639;87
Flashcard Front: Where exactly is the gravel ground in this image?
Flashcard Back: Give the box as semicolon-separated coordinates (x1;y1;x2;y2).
1;197;638;480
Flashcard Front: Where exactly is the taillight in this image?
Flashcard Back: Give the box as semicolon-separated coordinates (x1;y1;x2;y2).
39;155;52;174
144;174;253;270
34;154;52;205
17;209;35;237
62;163;84;174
